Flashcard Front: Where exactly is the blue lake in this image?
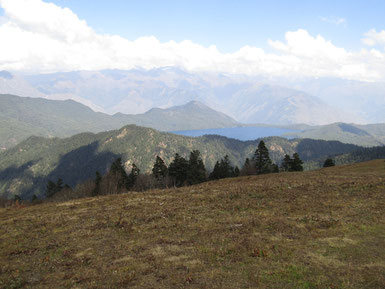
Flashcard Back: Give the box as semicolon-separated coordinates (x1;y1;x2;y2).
170;126;298;141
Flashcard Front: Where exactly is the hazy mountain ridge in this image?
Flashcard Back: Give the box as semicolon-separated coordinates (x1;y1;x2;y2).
0;124;362;199
286;122;385;147
0;94;239;150
2;68;364;125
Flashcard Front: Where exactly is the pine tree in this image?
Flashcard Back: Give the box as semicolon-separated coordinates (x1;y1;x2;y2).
233;166;240;177
209;155;236;180
109;158;129;190
152;156;168;180
209;161;221;180
323;158;335;167
92;171;102;196
127;164;140;189
281;154;292;172
46;180;57;198
187;150;207;185
240;157;256;175
253;140;272;174
291;153;304;171
168;153;189;187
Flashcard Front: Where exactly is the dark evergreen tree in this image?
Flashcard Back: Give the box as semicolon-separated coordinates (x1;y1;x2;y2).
56;178;64;191
168;153;189;187
46;180;57;198
31;194;38;202
209;155;235;180
323;158;335;167
209;161;221;180
233;166;240;177
253;140;272;174
187;150;207;185
291;153;304;171
13;194;21;202
240;157;256;175
127;164;140;189
92;171;102;196
281;154;293;172
152;156;168;180
45;178;67;198
109;158;129;190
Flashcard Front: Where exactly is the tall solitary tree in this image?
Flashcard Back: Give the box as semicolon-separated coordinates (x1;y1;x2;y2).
253;140;272;174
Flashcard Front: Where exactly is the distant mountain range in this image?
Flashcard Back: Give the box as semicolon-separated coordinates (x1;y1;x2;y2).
0;94;238;150
1;68;370;125
0;124;363;199
2;93;385;151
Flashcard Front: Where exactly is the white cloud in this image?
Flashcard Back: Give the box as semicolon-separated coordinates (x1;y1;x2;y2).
0;0;384;82
319;16;347;26
362;29;385;46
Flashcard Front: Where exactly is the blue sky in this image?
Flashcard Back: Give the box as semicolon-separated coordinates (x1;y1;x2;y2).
0;0;384;81
46;0;385;52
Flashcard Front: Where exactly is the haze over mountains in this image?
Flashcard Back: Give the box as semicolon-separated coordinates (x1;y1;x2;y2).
0;94;238;150
3;68;384;125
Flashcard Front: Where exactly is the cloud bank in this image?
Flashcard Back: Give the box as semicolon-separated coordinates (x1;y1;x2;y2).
0;0;385;82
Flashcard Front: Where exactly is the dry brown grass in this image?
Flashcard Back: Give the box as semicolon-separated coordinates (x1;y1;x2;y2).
1;160;385;288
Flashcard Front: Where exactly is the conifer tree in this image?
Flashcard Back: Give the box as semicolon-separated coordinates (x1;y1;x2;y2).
323;158;335;167
152;156;168;180
209;155;236;180
107;158;129;192
240;157;256;175
187;150;206;185
209;161;221;180
253;140;272;174
233;166;240;177
168;153;189;187
92;171;102;196
281;154;293;172
127;164;140;189
291;153;304;171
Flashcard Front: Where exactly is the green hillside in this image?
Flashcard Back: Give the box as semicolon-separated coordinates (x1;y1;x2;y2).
0;94;238;150
1;160;384;288
286;122;385;147
0;124;361;199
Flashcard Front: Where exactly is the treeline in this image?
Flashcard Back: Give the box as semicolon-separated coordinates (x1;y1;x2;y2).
40;140;309;202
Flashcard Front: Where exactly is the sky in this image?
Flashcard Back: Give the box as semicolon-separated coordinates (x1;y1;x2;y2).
0;0;385;81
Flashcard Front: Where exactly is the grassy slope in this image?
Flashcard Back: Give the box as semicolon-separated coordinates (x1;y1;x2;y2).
1;160;384;288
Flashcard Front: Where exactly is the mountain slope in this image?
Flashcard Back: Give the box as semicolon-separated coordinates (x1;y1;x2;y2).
0;124;361;199
0;94;238;149
286;123;385;147
1;160;384;288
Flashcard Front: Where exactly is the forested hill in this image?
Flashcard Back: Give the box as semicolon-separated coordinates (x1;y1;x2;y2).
0;124;362;199
0;94;238;150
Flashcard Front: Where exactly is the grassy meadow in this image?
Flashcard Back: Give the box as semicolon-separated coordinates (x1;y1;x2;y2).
1;160;384;288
